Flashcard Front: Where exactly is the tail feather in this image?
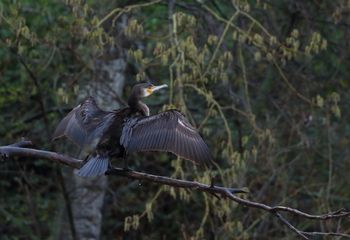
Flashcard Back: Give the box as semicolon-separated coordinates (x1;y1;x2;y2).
77;155;109;177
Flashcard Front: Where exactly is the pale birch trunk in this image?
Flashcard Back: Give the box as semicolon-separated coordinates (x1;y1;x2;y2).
56;58;126;240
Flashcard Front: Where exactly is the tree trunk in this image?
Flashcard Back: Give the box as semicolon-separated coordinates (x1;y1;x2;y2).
56;58;126;240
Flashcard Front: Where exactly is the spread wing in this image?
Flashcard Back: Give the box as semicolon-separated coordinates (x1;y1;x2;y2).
52;97;115;149
120;110;212;164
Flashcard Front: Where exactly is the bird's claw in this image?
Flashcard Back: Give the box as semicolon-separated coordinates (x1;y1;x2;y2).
210;177;215;188
122;167;132;172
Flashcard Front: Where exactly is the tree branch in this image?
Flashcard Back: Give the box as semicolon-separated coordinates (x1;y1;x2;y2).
1;142;350;239
275;212;309;239
106;168;246;195
0;145;81;168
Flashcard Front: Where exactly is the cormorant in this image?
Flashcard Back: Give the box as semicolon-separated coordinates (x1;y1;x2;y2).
52;83;212;177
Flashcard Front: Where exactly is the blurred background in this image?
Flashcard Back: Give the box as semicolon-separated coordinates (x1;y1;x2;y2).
1;0;350;239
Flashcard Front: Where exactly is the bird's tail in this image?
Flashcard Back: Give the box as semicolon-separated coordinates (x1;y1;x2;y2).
77;154;109;177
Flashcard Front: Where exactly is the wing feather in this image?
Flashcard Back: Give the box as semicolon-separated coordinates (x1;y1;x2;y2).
121;110;212;164
52;105;86;146
52;97;115;150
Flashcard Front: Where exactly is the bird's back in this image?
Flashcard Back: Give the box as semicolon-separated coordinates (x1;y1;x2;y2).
96;107;132;156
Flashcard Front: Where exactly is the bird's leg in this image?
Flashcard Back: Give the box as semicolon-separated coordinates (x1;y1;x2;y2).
106;154;113;171
122;151;131;171
108;160;113;170
210;176;215;188
209;170;217;188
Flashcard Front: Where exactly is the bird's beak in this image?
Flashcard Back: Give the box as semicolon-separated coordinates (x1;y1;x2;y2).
151;84;168;92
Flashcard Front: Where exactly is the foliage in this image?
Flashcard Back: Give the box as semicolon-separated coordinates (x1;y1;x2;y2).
1;0;350;239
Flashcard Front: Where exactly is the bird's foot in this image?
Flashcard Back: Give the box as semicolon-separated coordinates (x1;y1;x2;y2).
122;166;132;172
210;177;215;188
108;161;113;170
122;157;131;172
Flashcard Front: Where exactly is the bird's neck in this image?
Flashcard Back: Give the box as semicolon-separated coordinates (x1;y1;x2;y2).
128;97;150;116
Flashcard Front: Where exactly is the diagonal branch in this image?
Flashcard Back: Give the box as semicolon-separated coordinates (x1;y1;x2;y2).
274;212;309;239
1;142;350;239
106;168;246;194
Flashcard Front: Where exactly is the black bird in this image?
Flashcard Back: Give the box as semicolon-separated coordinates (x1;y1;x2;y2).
52;83;212;177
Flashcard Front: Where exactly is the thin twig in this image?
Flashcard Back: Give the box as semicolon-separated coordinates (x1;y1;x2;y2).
97;0;162;27
56;168;77;240
202;10;239;78
302;231;350;238
274;212;309;239
0;37;51;136
224;190;350;220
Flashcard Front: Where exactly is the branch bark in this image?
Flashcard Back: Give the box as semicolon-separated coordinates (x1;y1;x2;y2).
1;142;350;239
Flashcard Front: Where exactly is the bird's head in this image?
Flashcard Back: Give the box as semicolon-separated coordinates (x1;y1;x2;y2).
132;83;168;98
